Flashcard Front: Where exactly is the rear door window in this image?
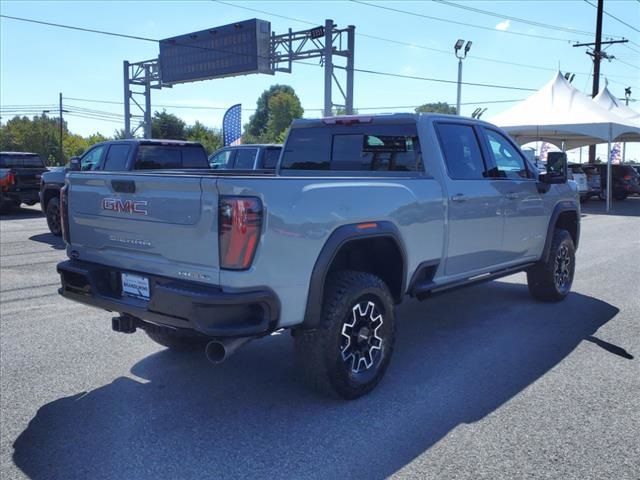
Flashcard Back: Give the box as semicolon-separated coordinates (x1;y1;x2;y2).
435;123;487;180
233;149;258;169
103;144;131;171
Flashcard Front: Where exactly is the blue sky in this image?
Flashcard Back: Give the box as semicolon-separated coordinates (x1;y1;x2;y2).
1;0;639;159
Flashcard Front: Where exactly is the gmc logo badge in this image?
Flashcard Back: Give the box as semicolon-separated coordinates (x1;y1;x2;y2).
102;198;148;215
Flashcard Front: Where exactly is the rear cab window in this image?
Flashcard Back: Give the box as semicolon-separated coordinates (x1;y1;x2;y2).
280;122;423;173
134;144;208;170
0;154;45;168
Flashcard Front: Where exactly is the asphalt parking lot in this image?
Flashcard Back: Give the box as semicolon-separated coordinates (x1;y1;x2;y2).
1;200;639;480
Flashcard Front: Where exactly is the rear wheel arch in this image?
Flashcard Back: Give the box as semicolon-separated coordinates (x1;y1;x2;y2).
301;222;407;329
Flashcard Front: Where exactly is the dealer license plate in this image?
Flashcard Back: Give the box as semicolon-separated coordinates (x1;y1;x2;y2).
121;273;150;300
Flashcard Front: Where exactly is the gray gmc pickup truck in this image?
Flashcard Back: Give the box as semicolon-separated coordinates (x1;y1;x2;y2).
57;114;580;399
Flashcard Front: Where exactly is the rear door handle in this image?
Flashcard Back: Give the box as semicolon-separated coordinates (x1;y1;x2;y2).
505;192;519;200
451;194;466;202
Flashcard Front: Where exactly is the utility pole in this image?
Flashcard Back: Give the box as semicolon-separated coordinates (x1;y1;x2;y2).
573;0;628;163
59;92;64;164
323;19;334;117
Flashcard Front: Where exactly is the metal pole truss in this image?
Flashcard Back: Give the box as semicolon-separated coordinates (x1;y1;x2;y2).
123;59;167;138
123;19;355;136
270;20;355;116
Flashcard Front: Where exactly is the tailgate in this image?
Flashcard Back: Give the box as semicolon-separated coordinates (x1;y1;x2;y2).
67;172;220;285
14;167;46;189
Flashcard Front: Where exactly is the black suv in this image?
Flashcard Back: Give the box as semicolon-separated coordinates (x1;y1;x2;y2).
0;152;48;213
40;139;209;235
593;164;640;200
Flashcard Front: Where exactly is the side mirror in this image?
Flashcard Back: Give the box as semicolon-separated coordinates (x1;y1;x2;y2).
540;152;568;184
69;157;81;171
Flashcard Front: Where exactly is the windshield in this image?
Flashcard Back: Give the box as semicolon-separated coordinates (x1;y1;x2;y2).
0;154;45;168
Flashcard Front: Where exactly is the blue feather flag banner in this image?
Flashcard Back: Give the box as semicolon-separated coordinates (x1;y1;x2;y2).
223;104;242;146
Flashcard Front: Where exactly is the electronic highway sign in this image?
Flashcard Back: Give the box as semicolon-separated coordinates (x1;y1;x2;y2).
159;19;272;85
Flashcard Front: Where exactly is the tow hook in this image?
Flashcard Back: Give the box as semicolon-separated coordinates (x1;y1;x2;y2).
112;314;137;334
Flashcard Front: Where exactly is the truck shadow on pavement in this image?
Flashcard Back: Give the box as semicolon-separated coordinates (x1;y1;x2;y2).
28;233;65;250
0;207;43;221
13;282;624;480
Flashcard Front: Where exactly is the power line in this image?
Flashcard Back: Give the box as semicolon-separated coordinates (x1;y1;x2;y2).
583;0;640;33
349;67;537;91
349;0;578;43
3;11;637;100
433;0;612;38
215;0;640;81
0;14;156;42
615;58;640;70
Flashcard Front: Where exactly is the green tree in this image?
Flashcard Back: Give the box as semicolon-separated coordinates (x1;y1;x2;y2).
113;128;128;140
0;114;66;165
151;110;186;139
415;102;456;115
265;91;304;143
185;121;222;154
244;85;301;141
86;132;109;145
63;134;88;159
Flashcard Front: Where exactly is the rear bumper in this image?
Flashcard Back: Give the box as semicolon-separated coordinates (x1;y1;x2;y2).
57;259;280;337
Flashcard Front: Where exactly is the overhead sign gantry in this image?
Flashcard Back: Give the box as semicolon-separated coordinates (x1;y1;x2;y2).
124;18;355;138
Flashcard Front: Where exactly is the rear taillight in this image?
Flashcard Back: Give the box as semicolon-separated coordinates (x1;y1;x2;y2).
60;183;71;244
622;174;632;181
0;170;15;190
218;196;263;270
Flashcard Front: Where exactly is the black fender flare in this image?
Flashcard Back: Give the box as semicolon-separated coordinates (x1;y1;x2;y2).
40;183;63;209
541;201;580;262
300;221;407;329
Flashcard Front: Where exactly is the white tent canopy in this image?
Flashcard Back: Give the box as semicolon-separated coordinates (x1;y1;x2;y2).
488;72;640;150
593;82;640;128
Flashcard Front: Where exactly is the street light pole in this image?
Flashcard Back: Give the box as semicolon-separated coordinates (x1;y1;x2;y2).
454;39;472;116
456;57;463;116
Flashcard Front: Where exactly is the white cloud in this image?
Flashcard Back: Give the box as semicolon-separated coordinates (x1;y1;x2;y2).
401;65;417;76
495;20;511;31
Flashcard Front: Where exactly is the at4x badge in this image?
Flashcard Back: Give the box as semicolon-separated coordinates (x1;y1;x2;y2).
102;198;148;215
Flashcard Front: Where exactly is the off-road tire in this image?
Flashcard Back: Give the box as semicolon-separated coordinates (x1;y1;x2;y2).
527;229;575;302
46;197;62;236
145;330;208;351
294;270;396;399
